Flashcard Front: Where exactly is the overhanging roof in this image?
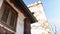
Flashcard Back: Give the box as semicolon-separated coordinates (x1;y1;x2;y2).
11;0;38;23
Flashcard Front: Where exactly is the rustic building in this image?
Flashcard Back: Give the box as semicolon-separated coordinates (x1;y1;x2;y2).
0;0;37;34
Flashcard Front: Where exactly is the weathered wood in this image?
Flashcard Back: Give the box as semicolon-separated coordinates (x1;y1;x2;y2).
24;18;31;34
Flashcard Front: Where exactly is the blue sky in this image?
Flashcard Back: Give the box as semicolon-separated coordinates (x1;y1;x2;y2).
23;0;60;34
23;0;38;5
41;0;60;34
23;0;60;21
0;0;60;34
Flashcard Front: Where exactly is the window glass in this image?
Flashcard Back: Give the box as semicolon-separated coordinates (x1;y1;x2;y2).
9;10;18;28
1;6;9;23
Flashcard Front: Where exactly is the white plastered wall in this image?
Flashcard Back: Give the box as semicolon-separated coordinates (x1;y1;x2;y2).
0;0;3;8
28;1;52;34
15;13;25;34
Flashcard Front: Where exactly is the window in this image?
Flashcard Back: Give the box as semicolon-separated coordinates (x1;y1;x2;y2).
1;7;9;23
0;4;18;31
9;10;18;28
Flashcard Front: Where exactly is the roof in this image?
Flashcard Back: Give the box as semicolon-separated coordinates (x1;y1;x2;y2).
10;0;38;23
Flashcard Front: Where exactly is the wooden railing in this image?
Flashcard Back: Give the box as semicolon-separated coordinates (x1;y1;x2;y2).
0;20;16;32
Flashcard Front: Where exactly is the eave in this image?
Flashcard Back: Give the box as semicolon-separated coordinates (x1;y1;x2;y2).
9;0;38;23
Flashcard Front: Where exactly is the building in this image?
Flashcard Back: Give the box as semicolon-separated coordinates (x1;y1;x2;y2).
28;1;52;34
0;0;37;34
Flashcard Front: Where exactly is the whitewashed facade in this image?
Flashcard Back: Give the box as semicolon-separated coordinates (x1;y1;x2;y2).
28;1;52;34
